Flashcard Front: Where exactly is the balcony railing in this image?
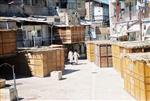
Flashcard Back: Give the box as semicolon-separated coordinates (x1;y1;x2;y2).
112;6;150;24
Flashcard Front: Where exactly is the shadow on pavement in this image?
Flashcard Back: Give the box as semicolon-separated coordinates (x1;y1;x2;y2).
63;69;80;75
18;97;24;101
60;78;67;80
76;63;87;65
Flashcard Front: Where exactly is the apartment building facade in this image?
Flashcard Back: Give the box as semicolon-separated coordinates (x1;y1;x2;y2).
83;0;109;41
85;0;109;25
0;0;87;47
109;0;150;41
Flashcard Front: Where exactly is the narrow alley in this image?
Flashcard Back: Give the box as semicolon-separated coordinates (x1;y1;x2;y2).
1;0;150;100
7;60;135;100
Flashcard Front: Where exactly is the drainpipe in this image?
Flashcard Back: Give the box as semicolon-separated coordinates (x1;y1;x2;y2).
50;23;54;44
6;21;9;29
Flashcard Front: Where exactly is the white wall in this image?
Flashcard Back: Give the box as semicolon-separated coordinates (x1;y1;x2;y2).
85;2;93;20
94;6;103;21
109;1;115;35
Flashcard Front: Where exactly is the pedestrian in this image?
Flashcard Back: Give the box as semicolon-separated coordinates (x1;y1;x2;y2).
68;50;73;65
73;50;80;65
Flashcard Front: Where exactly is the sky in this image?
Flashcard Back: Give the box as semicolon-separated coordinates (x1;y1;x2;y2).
96;0;109;4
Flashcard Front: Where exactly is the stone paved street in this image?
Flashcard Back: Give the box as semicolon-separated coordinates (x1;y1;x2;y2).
7;60;136;101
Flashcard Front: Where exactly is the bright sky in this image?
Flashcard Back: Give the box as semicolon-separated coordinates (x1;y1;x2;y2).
99;0;109;4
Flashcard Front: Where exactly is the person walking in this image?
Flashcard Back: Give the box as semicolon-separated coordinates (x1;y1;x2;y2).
73;50;80;65
68;50;73;65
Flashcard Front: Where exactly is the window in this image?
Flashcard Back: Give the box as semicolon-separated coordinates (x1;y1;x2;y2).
56;2;59;6
23;0;31;5
60;0;67;8
77;3;81;8
37;30;42;37
146;27;150;35
32;0;38;6
68;2;76;9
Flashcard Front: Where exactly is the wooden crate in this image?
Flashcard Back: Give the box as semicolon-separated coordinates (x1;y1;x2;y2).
54;25;85;44
112;56;121;73
26;51;48;77
19;47;65;77
112;41;150;77
123;53;150;101
0;79;5;88
0;30;16;57
0;43;2;55
86;41;95;62
3;43;16;54
94;41;112;68
55;48;65;71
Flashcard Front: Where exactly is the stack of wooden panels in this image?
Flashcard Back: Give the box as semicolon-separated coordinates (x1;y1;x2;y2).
71;26;85;43
55;48;65;72
0;30;16;57
123;53;150;101
0;79;5;88
94;41;112;67
19;47;65;77
49;45;65;71
112;41;150;77
54;25;85;44
86;41;95;62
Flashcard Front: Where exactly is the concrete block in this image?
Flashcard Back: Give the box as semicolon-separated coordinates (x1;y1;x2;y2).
0;87;17;101
50;71;62;80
